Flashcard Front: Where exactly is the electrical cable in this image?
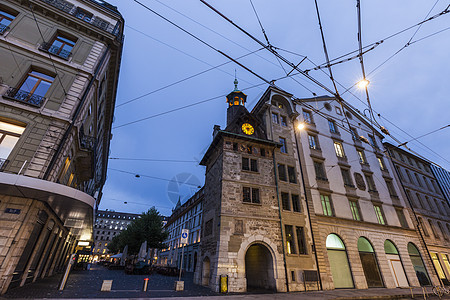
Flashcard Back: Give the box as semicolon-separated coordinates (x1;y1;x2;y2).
397;125;450;148
108;168;202;187
109;157;198;163
115;42;264;108
133;0;270;85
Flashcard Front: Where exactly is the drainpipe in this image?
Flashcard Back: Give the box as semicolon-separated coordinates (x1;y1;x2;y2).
386;148;441;286
43;45;111;180
267;106;290;292
292;121;323;290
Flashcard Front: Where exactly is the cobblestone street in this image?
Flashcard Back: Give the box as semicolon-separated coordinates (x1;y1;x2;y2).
2;265;218;298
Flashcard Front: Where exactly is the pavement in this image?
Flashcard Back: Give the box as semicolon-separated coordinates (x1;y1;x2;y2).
1;265;449;299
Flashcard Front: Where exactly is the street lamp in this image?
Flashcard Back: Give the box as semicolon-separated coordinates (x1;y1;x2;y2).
357;79;370;89
297;122;306;131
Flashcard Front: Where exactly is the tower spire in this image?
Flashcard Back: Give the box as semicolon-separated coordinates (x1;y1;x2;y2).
234;70;238;91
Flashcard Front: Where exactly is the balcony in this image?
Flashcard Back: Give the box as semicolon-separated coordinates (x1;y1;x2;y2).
79;129;96;151
0;158;9;171
0;24;9;35
4;87;46;107
40;0;120;37
39;42;71;60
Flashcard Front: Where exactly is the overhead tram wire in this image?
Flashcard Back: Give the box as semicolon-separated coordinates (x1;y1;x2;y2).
109;157;198;163
398;125;450;147
133;0;270;85
115;44;264;108
108;168;202;187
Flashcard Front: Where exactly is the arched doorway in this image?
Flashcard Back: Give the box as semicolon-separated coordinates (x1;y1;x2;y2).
245;243;276;291
384;240;408;287
202;257;210;286
357;237;384;287
408;243;431;286
326;234;354;288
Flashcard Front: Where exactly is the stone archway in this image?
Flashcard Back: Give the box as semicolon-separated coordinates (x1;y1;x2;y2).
245;243;276;291
202;257;210;286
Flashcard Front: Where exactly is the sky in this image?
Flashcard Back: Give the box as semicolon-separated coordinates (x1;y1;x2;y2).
98;0;450;216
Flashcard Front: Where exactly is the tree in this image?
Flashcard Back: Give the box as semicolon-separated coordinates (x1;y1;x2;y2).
107;207;168;255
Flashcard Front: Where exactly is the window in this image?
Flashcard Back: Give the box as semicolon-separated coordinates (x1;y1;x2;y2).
357;150;366;164
334;142;345;158
281;116;287;126
242;157;257;172
278;164;287;181
0;8;16;34
396;166;404;180
285;225;296;254
377;157;386;170
416;193;425;209
434;199;443;215
308;134;319;150
437;222;447;240
350;127;358;140
291;271;296;282
314;161;327;181
292;194;300;212
428;219;439;239
374;205;385;225
405;170;413;183
385;179;397;197
418;217;429;236
75;8;93;22
272;112;279;124
279;137;287;153
349;200;361;221
260;148;265;157
396;208;408;228
45;35;76;59
296;227;307;254
341;168;353;187
320;194;333;216
303;110;312;124
243;187;260;204
365;174;377;192
415;173;422;187
368;134;378;148
328;120;338;133
424;176;432;191
281;192;290;210
10;70;54;106
287;166;297;183
0;121;25;166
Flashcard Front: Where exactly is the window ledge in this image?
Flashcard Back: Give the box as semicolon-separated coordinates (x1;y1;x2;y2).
242;201;262;206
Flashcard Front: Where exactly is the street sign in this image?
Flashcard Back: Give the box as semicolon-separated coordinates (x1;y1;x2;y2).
180;229;189;244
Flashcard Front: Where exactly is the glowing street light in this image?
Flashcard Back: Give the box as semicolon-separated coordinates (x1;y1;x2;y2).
357;79;370;89
297;122;306;130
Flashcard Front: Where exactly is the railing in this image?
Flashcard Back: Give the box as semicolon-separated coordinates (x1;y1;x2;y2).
0;24;9;35
0;158;9;171
4;87;46;107
40;0;120;37
79;133;96;151
39;42;71;59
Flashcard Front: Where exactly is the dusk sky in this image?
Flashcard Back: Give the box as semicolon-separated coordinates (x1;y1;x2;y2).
99;0;450;216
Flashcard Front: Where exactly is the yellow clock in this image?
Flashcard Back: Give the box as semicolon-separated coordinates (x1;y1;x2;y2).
242;123;254;135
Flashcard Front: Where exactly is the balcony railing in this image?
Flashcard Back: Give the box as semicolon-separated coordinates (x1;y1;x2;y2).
0;24;9;35
4;87;46;107
0;158;9;171
39;42;71;59
79;129;96;151
40;0;120;37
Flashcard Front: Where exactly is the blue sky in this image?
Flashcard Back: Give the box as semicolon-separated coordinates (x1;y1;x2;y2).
99;0;450;216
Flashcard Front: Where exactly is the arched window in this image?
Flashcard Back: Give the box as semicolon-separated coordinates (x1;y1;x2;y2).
357;237;383;287
408;243;431;286
384;240;408;287
326;234;354;288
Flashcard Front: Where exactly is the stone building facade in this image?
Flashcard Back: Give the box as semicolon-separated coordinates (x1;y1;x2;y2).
158;189;203;272
384;142;450;284
175;83;445;293
92;210;141;260
0;0;123;293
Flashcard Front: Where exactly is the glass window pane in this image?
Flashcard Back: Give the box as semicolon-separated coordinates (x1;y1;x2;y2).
19;76;39;92
384;240;398;254
0;121;25;134
33;80;52;96
0;135;19;158
326;234;345;250
357;237;374;252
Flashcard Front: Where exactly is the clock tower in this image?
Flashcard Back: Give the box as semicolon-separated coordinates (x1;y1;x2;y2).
226;78;248;127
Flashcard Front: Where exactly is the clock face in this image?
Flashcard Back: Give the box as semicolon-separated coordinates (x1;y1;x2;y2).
242;123;254;135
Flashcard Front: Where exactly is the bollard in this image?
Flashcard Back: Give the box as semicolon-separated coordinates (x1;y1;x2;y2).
143;278;149;292
101;280;113;292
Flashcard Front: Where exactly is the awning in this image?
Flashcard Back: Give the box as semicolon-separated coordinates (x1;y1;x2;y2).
0;172;95;241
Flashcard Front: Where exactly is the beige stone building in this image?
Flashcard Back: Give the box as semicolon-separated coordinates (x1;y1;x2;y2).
176;83;445;293
0;0;123;293
384;142;450;285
